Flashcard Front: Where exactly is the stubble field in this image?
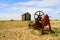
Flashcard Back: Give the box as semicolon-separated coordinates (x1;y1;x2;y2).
0;20;60;40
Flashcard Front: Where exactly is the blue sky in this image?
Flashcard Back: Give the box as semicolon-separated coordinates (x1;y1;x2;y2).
0;0;60;20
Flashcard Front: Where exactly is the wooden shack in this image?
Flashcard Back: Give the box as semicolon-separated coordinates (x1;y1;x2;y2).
22;12;31;21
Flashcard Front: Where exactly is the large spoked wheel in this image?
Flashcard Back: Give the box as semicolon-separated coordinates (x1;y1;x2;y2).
33;11;44;30
34;11;44;19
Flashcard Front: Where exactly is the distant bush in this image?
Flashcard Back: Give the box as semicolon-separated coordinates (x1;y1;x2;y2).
55;19;58;21
11;19;14;21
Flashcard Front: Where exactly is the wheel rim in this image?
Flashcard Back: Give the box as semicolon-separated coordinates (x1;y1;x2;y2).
34;11;44;19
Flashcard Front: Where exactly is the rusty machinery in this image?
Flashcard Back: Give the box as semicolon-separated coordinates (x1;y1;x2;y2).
28;11;52;34
34;11;52;34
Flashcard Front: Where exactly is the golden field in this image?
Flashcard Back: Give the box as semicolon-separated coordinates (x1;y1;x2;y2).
0;20;60;40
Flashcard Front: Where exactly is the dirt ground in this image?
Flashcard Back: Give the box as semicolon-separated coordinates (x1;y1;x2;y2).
0;20;60;40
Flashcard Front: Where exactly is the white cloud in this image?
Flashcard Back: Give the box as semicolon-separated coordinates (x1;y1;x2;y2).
10;7;56;20
38;0;60;7
10;0;60;14
0;3;8;8
14;0;60;7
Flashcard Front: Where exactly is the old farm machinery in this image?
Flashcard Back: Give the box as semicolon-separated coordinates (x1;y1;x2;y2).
29;11;52;34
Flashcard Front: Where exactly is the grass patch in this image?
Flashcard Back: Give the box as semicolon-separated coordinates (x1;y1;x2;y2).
16;25;24;28
50;33;59;37
49;28;60;37
53;27;58;30
31;30;36;35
